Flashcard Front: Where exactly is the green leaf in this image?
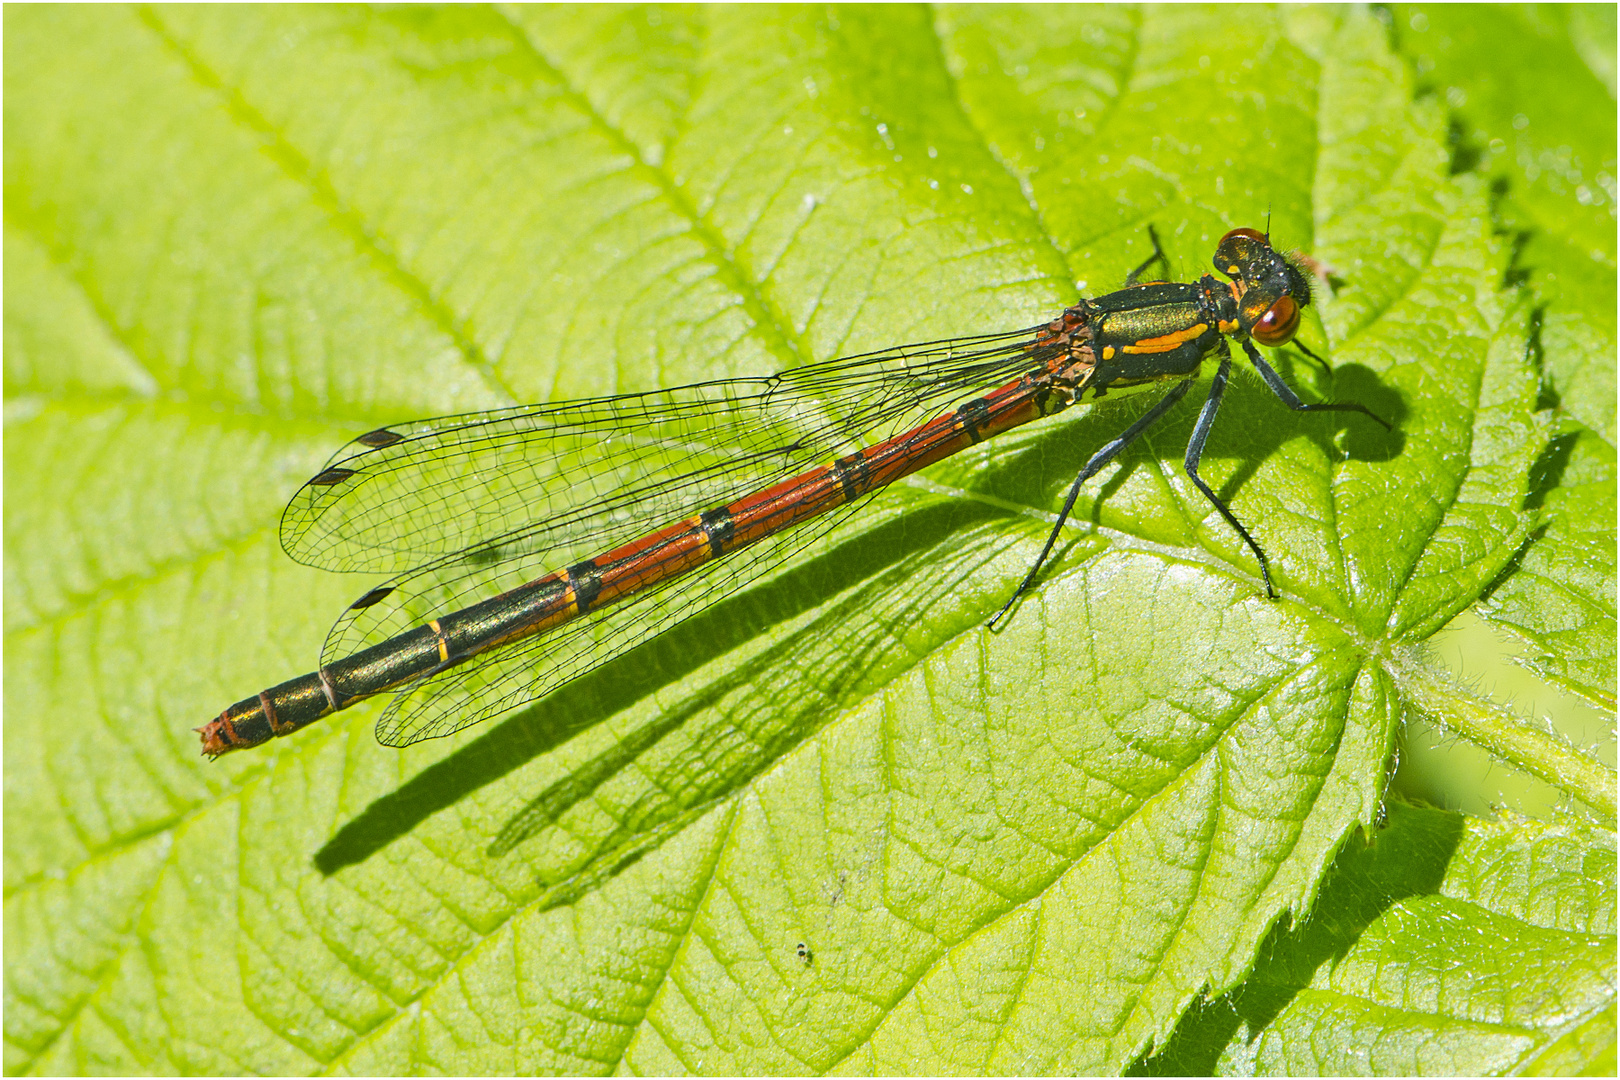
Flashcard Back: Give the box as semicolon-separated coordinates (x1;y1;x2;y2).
1135;800;1617;1076
5;6;1611;1076
1385;3;1617;710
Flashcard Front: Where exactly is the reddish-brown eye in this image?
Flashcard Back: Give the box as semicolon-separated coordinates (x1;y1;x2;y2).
1253;295;1300;345
1220;227;1267;245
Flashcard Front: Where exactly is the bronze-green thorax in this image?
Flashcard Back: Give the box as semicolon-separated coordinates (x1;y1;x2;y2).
1064;226;1315;402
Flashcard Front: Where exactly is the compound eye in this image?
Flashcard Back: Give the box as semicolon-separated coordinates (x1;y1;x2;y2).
1252;294;1300;346
1220;227;1267;245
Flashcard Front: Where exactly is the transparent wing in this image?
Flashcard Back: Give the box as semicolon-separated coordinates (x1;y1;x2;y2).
287;320;1070;745
281;327;1050;576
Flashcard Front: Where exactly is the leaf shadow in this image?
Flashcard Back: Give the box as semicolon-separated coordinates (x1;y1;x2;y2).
1212;361;1408;510
312;495;1006;876
1126;801;1467;1075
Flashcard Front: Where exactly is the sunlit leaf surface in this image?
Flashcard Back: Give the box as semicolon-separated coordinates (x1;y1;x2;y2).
6;6;1611;1075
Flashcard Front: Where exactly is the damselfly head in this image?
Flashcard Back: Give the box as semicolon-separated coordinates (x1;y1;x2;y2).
1216;227;1313;347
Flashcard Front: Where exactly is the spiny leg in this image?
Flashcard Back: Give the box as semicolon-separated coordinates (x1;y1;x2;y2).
987;376;1195;630
1183;346;1279;599
1244;340;1392;430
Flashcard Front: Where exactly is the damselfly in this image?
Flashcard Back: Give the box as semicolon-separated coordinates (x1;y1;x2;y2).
198;227;1389;756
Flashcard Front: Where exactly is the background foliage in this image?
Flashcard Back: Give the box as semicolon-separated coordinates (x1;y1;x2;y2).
6;5;1614;1075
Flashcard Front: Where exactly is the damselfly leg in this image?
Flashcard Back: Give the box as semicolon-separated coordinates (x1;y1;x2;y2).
985;376;1196;629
